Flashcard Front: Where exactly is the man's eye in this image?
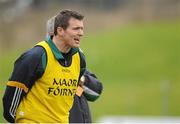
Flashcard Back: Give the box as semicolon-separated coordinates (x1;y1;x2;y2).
73;27;83;30
74;27;80;30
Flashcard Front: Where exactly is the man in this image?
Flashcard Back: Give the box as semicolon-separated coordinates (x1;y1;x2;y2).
46;16;103;123
2;10;97;123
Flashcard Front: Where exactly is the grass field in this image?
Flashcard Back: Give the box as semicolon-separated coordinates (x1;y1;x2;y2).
0;20;180;122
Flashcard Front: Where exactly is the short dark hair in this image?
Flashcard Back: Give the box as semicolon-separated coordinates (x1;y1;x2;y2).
54;9;84;35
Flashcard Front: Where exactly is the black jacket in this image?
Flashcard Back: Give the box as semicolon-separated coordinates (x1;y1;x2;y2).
69;70;103;123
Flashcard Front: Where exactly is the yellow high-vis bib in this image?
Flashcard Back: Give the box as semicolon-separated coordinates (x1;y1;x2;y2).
16;41;80;123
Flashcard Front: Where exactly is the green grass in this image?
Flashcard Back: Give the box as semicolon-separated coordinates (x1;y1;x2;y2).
80;21;180;121
0;20;180;122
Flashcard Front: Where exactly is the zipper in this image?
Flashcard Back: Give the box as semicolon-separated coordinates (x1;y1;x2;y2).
65;60;67;66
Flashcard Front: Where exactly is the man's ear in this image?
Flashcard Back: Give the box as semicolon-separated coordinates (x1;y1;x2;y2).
57;27;64;36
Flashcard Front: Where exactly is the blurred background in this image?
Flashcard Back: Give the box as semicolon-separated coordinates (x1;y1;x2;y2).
0;0;180;123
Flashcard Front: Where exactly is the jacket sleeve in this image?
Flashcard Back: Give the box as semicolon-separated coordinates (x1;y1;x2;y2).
2;46;45;122
3;86;25;122
82;70;103;102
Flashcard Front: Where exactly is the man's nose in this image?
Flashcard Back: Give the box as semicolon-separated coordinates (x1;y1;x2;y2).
78;29;84;36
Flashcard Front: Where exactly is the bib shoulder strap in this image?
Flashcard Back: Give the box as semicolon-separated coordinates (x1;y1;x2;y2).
36;41;48;48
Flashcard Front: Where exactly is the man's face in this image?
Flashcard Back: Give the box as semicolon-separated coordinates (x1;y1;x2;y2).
59;17;84;48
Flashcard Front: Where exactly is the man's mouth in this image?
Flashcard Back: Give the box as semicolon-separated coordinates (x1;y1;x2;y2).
74;38;80;43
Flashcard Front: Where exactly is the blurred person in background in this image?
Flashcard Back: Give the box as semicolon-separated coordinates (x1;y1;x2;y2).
3;9;102;123
47;16;103;123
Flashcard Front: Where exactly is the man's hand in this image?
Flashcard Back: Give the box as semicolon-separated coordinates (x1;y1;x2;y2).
79;75;86;87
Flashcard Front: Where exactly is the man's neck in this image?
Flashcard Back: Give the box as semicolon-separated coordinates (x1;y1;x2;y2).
52;36;71;53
